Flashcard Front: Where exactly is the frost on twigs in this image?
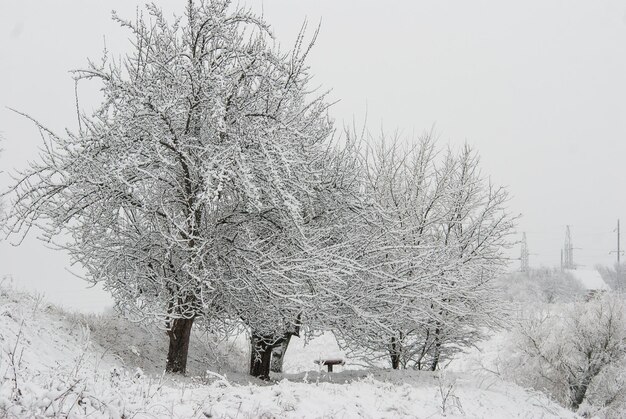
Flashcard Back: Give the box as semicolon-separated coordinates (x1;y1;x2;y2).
332;133;517;371
502;294;626;415
3;0;518;380
3;0;349;375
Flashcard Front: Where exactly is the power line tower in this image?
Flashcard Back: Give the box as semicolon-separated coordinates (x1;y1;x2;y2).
520;232;529;273
562;225;574;270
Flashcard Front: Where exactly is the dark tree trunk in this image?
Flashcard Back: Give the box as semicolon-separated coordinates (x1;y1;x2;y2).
430;350;440;371
569;370;598;409
165;317;194;374
430;325;441;371
270;334;292;373
570;384;588;410
250;333;274;380
249;314;301;378
389;336;401;369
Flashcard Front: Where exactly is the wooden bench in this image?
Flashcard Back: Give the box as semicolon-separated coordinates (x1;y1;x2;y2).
314;358;345;372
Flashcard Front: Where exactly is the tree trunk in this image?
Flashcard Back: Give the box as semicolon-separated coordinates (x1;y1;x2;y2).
270;334;292;373
165;317;194;374
389;336;401;369
569;371;597;409
250;333;274;380
430;350;440;371
570;384;588;410
430;326;441;371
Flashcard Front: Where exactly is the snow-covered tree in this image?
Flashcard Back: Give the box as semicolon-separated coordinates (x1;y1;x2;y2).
335;134;516;370
236;136;374;378
422;145;516;370
3;1;346;376
332;134;452;368
504;294;626;412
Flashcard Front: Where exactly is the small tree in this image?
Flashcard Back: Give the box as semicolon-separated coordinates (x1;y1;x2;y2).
335;134;515;370
424;145;515;370
335;134;455;368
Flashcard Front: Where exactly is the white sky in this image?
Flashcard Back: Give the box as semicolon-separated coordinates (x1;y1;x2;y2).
2;1;626;312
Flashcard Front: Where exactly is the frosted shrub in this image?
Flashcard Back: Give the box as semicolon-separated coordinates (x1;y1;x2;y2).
503;294;626;416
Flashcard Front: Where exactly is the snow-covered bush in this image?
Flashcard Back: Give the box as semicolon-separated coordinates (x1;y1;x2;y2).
502;294;626;416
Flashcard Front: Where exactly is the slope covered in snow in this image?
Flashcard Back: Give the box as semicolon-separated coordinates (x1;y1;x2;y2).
566;269;610;291
0;284;579;418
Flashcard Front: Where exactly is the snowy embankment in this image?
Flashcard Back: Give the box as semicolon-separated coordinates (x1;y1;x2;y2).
0;284;578;418
565;269;610;291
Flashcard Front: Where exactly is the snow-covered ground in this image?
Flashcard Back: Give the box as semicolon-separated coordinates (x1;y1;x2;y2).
0;283;578;418
565;269;610;291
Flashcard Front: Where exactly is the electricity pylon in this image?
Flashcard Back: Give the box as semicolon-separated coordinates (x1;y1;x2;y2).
520;232;529;273
562;225;574;270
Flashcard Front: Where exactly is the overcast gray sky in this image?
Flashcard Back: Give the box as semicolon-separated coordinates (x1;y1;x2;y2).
2;1;626;312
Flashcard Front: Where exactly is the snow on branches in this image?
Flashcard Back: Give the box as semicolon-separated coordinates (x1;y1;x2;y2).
4;0;343;376
333;132;517;370
3;0;516;378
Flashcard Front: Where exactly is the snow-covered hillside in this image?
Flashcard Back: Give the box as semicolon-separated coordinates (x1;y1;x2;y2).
0;284;578;418
566;269;610;291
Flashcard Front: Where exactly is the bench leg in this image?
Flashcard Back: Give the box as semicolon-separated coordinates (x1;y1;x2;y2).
328;364;333;373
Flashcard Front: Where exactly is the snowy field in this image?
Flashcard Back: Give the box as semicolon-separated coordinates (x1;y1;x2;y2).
0;283;578;418
3;1;626;418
